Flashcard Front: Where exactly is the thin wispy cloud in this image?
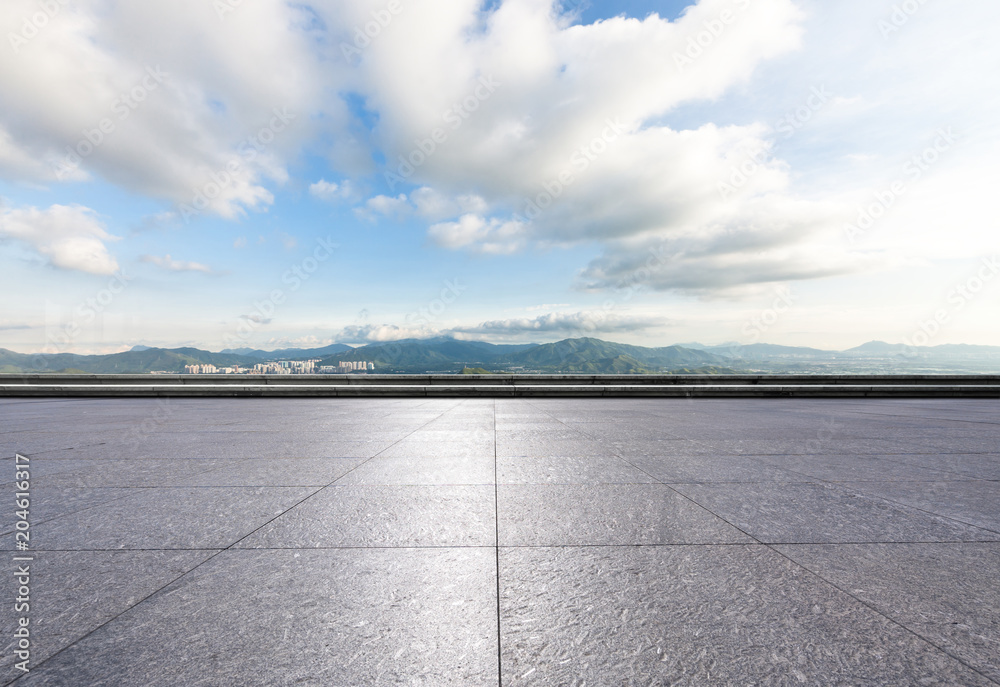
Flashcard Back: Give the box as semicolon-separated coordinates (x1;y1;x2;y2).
141;254;215;274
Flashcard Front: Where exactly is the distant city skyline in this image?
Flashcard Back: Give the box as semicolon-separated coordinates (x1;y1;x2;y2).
1;0;997;355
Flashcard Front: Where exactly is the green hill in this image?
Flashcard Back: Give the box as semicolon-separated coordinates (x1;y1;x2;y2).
0;338;729;374
0;347;259;373
318;342;458;372
497;338;724;372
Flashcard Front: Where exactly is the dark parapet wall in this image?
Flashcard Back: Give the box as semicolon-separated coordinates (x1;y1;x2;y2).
2;374;999;398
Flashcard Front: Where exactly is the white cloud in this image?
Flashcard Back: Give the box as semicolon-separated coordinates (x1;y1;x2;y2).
309;178;358;202
324;0;849;291
141;254;214;274
410;187;488;220
337;310;670;344
309;179;340;199
0;0;330;217
428;214;526;254
0;204;119;274
337;323;436;343
455;311;672;337
359;193;410;219
3;0;998;309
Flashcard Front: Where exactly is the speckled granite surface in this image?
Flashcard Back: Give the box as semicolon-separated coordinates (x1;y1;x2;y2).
2;397;998;685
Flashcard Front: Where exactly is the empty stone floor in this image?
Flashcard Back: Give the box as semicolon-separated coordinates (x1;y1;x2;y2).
1;397;998;685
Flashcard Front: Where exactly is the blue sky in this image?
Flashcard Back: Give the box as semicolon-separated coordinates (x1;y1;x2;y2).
1;0;998;354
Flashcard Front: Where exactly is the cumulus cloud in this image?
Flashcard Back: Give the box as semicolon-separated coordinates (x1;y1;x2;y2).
357;187;489;222
359;194;410;219
0;0;328;217
309;179;358;202
454;311;672;337
336;311;670;343
428;214;526;254
309;179;340;199
0;204;119;274
410;188;488;220
320;0;845;292
5;0;994;299
336;323;437;343
141;254;214;274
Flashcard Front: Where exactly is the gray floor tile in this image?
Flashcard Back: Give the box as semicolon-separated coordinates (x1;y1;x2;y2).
630;455;806;483
498;484;752;546
377;440;495;459
0;550;216;683
609;439;720;457
31;459;228;488
170;457;365;487
758;454;964;482
904;437;1000;453
237;485;496;548
334;455;495;485
500;546;993;686
496;439;609;458
7;487;316;550
885;453;1000;480
3;397;1000;685
0;487;133;535
776;543;1000;684
671;482;1000;543
496;455;656;484
842;481;1000;533
14;548;498;686
0;458;103;486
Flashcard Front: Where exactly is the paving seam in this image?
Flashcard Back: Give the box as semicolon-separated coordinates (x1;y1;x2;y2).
521;399;1000;686
839;409;1000;427
493;398;503;687
11;540;1000;553
4;399;465;684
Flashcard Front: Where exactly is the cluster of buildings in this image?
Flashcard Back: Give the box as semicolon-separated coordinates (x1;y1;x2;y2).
319;361;375;372
183;360;374;374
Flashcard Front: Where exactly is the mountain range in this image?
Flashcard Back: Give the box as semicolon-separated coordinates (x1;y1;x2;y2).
1;338;999;375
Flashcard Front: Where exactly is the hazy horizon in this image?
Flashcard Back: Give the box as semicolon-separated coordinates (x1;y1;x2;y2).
4;334;998;359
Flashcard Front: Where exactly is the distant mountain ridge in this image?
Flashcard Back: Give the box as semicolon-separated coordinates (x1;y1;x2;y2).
2;338;999;374
219;343;353;359
706;343;836;359
0;347;260;374
841;341;1000;359
494;337;725;371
